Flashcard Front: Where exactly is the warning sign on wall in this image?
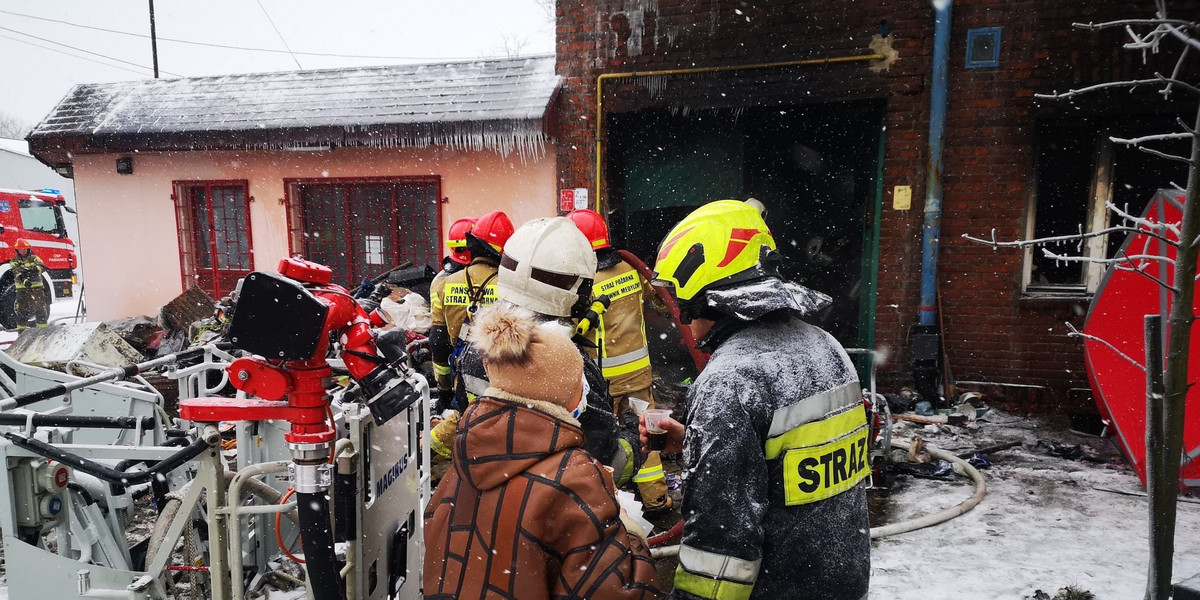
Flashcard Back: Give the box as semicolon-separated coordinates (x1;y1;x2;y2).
559;188;591;212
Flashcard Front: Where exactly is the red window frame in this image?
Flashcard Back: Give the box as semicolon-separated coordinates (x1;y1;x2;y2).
172;180;254;299
283;176;443;288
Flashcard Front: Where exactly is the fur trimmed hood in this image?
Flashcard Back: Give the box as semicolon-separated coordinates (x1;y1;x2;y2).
469;303;585;409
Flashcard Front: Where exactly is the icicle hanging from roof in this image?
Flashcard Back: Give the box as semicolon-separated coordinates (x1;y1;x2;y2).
343;120;550;163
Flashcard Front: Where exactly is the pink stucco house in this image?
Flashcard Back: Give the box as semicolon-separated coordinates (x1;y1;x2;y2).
26;56;559;321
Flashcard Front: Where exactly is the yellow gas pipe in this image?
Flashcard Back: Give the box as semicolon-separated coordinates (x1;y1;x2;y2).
593;53;887;215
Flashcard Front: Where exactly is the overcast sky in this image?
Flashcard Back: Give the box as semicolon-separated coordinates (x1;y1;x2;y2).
0;0;555;126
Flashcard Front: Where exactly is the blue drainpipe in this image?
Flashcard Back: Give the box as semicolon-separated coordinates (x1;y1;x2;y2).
911;0;953;403
918;0;953;327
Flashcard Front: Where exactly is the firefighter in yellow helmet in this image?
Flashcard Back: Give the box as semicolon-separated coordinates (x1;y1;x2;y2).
645;200;869;600
10;239;47;332
567;209;672;516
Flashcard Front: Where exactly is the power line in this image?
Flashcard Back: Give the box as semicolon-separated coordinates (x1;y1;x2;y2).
0;31;151;78
255;0;302;69
0;25;182;77
0;8;480;61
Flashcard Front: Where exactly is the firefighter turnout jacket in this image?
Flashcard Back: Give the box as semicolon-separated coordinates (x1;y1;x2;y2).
585;259;655;406
674;296;869;599
429;258;499;394
11;254;45;289
427;262;460;307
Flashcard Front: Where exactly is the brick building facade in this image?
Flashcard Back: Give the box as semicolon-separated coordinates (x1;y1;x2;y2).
553;0;1199;415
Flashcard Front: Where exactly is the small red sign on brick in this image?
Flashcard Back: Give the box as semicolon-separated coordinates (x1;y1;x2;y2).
559;189;575;213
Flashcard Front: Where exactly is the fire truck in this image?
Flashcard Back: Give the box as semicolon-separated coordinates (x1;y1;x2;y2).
0;188;79;329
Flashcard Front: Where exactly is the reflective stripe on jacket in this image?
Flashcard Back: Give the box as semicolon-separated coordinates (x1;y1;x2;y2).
429;259;499;341
11;255;44;289
587;261;653;396
672;315;870;600
430;259;498;383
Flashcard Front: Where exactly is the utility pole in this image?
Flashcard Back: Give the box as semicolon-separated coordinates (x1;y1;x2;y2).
149;0;159;78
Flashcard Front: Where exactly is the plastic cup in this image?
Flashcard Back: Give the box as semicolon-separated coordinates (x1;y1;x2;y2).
629;397;650;415
644;408;671;451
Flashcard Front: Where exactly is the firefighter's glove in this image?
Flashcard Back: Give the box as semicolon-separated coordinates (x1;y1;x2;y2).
429;411;459;458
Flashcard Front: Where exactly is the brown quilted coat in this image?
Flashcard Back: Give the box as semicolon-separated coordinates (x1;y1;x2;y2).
424;394;661;600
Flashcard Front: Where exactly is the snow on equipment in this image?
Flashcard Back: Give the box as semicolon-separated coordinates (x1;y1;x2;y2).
0;256;429;599
1083;189;1200;488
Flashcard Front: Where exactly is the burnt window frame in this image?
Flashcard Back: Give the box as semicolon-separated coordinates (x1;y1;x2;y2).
1024;117;1190;297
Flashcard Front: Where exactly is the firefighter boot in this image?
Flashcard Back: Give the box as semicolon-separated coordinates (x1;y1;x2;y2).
633;451;672;516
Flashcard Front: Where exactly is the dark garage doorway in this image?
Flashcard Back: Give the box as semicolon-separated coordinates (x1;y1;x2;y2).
607;100;885;349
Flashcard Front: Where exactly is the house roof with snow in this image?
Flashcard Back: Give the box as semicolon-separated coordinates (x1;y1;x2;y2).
28;55;559;165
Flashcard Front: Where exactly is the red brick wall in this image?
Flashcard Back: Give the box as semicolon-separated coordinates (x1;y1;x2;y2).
556;0;1194;414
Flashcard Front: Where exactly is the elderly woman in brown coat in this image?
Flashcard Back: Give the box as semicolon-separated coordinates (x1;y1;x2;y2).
423;303;660;599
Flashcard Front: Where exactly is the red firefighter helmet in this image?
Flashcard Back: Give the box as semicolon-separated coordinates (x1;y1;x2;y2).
446;217;477;265
566;209;611;250
13;239;31;253
469;211;514;254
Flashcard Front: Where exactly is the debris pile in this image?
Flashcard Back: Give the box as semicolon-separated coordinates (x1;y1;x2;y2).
6;322;143;373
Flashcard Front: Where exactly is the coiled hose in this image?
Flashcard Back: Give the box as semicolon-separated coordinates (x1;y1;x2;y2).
649;438;987;558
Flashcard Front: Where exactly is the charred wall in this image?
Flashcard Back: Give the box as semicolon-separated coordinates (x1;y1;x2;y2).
556;0;1199;416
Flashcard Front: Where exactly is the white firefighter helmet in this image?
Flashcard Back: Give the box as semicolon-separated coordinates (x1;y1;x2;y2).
497;217;598;317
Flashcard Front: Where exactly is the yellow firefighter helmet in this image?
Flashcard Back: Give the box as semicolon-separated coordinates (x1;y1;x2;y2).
652;200;776;304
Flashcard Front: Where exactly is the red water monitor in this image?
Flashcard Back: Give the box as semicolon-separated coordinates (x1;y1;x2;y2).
181;258;417;450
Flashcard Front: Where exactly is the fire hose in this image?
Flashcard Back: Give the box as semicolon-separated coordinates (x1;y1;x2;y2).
616;249;708;372
648;438;987;558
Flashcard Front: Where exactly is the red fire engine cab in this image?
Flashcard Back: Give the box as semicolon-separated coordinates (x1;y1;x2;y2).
0;188;79;329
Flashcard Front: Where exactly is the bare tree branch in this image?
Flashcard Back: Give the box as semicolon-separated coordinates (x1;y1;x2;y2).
1135;145;1195;164
1112;132;1195;144
1166;23;1200;52
1042;248;1176;267
962;224;1179;249
0;112;30;139
1035;77;1200;100
1104;202;1180;237
1178;117;1196;134
1154;73;1200;95
1162;44;1191;98
1065;322;1146;372
1073;19;1199;31
1110;251;1183;293
1115;262;1182;292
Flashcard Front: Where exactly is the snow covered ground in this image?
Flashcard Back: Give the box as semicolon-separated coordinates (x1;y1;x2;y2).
870;409;1200;599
